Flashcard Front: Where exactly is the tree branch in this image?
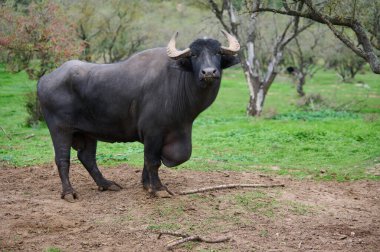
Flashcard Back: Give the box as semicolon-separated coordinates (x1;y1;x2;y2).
302;0;363;57
303;0;380;73
263;11;311;89
282;21;313;49
250;0;380;74
208;0;230;32
251;6;354;27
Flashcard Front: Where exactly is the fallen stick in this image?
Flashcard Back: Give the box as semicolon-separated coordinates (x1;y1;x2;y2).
24;134;35;139
177;183;285;195
0;126;12;140
157;231;188;239
167;235;230;250
154;231;230;250
163;186;175;196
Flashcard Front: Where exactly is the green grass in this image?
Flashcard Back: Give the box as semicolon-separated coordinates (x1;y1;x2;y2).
0;65;379;180
234;191;277;217
44;247;62;252
285;200;313;216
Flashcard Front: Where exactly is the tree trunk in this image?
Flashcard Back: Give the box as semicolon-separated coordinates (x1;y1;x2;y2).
83;42;92;62
296;73;306;97
247;95;256;116
240;35;271;117
243;68;267;117
247;87;266;116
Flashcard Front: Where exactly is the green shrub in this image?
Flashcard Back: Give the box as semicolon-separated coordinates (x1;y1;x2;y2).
25;91;44;127
271;109;359;121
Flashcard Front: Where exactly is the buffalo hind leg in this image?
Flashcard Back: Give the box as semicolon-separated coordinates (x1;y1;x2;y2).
50;128;78;203
143;136;172;197
74;134;122;192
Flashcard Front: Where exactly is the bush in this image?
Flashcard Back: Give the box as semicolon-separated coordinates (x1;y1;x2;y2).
25;91;43;127
0;1;83;79
296;93;326;111
271;110;359;121
270;93;360;121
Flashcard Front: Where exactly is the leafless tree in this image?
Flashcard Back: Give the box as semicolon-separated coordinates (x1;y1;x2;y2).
208;0;311;116
96;1;146;63
285;29;323;96
73;0;102;62
248;0;380;74
68;0;146;63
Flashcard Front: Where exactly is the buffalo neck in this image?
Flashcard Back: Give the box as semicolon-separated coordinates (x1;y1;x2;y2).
169;69;221;122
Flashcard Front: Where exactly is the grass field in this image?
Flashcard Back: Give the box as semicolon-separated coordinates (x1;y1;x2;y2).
0;65;379;181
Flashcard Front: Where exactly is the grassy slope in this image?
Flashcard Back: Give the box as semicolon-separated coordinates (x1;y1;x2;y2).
0;65;379;180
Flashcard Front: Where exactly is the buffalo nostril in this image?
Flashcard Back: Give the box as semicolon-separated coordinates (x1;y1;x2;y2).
202;68;217;76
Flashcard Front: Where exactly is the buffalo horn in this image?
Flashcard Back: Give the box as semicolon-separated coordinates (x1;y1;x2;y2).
220;30;240;55
167;32;191;59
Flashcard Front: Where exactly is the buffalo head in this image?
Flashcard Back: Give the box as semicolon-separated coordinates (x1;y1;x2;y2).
167;31;240;88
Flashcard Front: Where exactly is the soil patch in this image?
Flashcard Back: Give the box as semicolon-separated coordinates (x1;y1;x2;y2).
0;164;379;251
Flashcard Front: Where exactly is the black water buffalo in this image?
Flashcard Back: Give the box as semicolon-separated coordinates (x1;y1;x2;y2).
37;31;240;202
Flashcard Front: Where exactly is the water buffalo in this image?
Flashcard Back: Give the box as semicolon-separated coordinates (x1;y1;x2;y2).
38;31;240;202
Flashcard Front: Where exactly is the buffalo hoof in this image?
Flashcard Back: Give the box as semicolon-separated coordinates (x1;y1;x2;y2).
153;190;172;198
62;191;79;203
98;181;122;191
149;186;175;198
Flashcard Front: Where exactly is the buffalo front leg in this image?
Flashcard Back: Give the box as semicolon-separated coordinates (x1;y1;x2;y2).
143;136;173;197
76;134;122;192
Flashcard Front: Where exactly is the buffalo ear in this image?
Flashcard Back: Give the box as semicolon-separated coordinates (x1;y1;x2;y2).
221;55;240;69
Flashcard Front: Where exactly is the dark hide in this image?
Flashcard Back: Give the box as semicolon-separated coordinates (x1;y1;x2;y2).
37;38;239;200
286;66;296;74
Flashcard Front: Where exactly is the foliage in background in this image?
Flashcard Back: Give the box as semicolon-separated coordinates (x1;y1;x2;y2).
0;0;84;126
325;43;366;82
66;0;219;63
68;0;146;63
0;0;83;79
284;27;324;96
24;91;41;127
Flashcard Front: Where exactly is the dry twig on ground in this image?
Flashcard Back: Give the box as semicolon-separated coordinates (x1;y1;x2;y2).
176;183;285;195
24;134;35;140
154;230;231;250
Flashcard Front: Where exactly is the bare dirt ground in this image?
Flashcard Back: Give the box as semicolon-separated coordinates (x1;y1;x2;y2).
0;164;379;252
